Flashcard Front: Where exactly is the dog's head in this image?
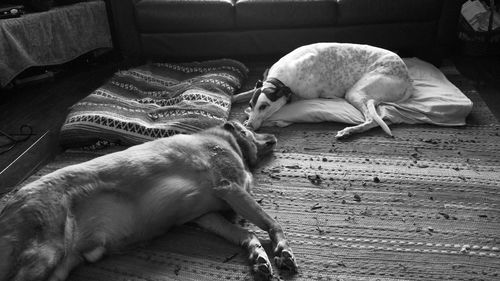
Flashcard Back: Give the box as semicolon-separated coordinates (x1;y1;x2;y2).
244;78;292;130
222;120;277;167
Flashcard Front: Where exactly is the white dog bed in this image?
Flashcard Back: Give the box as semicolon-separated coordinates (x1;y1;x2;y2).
262;58;473;127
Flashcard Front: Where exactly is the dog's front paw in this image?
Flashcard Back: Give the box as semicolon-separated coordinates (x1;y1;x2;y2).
273;241;298;273
252;256;273;280
249;245;273;280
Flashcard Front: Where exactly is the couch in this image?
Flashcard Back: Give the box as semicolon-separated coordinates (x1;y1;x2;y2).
107;0;464;65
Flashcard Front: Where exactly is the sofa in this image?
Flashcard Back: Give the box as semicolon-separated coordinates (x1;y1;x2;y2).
107;0;464;65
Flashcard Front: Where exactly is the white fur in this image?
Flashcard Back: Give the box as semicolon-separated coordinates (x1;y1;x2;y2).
239;43;414;137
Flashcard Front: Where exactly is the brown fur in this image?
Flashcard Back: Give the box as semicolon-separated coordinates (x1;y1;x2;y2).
0;120;297;281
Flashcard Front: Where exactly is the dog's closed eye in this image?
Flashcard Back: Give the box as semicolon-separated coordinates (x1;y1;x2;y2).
258;104;269;111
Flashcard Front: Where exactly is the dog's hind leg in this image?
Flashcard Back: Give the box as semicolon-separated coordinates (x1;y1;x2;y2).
337;73;411;138
1;238;66;281
47;253;82;281
0;195;69;281
194;212;274;280
213;180;298;275
335;98;384;139
335;116;380;139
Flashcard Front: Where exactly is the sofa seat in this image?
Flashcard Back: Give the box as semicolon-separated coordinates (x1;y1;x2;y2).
108;0;464;64
235;0;337;29
136;0;234;33
336;0;442;25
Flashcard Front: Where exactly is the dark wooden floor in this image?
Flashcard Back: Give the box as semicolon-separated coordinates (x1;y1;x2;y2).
1;52;499;194
452;55;500;120
0;53;125;192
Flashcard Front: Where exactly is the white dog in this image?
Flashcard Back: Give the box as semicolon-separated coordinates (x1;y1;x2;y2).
0;121;297;281
235;43;414;138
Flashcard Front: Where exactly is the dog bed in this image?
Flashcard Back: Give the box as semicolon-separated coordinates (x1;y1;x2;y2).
262;58;473;127
59;59;248;147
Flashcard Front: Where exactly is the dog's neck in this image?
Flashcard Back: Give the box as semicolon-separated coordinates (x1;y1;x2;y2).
202;127;257;169
265;77;286;90
249;78;293;109
263;78;292;102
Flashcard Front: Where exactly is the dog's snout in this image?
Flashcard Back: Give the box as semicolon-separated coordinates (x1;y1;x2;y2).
265;139;276;147
245;122;254;130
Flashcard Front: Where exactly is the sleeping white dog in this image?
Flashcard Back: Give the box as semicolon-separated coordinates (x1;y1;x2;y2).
234;42;414;138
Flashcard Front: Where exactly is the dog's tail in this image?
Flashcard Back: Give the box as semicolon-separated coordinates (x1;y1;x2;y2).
367;99;392;136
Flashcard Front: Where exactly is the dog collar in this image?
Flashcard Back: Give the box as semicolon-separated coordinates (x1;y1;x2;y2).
265;78;292;102
249;78;292;108
266;78;286;90
250;77;292;108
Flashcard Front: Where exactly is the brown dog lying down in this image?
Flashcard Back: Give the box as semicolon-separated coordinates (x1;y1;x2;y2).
0;120;297;281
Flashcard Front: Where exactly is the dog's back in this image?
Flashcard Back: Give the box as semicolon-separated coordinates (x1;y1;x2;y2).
0;125;251;281
270;43;411;99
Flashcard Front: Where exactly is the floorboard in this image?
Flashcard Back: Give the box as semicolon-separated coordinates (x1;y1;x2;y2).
0;53;123;193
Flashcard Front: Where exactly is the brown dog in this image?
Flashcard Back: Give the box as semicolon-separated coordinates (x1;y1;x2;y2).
0;120;297;281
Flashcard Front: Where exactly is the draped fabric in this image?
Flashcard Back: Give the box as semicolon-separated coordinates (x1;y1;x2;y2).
0;1;112;87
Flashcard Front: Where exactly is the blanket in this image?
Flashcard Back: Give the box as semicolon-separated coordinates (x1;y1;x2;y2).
263;58;473;127
59;59;248;147
0;1;112;87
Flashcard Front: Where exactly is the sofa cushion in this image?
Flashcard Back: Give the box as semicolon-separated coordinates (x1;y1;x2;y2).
235;0;337;29
336;0;443;25
135;0;235;33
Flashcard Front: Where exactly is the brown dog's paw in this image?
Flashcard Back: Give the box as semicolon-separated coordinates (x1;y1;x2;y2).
274;249;298;273
251;253;273;280
273;241;298;273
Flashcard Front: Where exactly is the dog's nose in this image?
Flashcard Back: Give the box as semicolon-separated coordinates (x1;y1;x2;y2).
244;121;254;130
265;139;276;147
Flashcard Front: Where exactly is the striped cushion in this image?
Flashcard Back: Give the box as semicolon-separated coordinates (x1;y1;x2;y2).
60;59;248;147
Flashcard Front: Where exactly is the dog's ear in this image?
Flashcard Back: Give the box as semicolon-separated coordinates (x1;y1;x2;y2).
223;121;235;132
255;79;263;89
249;87;262;109
262;68;269;80
263;86;292;102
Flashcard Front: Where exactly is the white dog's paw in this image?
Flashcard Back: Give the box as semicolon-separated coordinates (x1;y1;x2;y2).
335;128;352;139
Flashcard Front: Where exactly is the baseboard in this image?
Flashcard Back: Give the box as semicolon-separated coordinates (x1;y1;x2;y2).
0;130;54;195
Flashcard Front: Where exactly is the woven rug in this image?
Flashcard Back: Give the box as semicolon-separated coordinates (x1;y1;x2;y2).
1;63;499;281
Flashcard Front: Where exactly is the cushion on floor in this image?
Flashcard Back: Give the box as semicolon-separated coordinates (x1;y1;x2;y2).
59;59;248;147
262;58;473;128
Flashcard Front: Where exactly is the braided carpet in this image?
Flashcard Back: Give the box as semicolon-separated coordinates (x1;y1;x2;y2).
2;63;499;281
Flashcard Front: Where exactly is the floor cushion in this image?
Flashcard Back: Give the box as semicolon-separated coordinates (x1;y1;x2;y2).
60;59;248;147
263;58;473;128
